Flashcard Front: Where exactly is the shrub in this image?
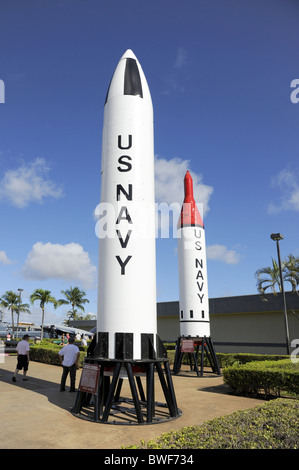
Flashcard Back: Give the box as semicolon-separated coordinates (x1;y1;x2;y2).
30;345;86;367
223;359;299;398
164;346;287;368
124;398;299;449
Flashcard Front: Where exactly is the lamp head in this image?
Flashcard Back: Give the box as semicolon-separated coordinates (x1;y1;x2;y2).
270;233;284;241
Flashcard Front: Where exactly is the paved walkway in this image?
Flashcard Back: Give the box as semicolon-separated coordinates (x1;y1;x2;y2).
0;355;265;449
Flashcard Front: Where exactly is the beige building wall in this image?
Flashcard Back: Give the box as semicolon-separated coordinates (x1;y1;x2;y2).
157;316;180;343
72;294;299;356
157;308;299;355
210;311;296;355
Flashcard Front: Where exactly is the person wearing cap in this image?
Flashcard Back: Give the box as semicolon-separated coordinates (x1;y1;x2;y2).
12;334;30;382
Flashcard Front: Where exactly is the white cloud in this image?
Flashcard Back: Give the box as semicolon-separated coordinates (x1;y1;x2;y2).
207;244;240;264
174;47;187;69
0;158;63;208
268;168;299;213
0;250;14;265
161;47;189;95
155;156;213;214
155;156;213;238
22;242;96;289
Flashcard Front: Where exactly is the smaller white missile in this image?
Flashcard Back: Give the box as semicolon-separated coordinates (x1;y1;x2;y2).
177;171;210;338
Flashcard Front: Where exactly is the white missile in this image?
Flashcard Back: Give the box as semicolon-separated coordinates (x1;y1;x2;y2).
97;49;157;360
177;171;210;338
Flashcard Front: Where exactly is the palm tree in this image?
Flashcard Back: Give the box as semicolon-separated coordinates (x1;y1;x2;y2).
30;289;58;340
62;309;95;326
255;258;282;295
62;308;80;326
0;291;30;338
284;254;299;293
255;255;299;296
58;286;90;324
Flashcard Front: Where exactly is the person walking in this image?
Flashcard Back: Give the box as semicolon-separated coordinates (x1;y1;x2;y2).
75;332;81;342
12;334;30;382
58;336;80;392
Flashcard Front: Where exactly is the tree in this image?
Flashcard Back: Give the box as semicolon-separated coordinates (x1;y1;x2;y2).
62;309;95;327
255;254;299;296
30;289;58;340
284;254;299;293
0;291;30;338
58;286;90;324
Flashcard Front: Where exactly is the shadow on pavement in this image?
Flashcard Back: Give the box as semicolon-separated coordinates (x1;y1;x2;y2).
197;383;232;394
0;365;77;412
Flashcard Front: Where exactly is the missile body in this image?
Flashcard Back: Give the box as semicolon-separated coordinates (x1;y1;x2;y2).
97;49;157;360
177;171;210;338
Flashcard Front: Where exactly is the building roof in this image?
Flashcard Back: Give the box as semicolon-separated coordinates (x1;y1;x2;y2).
157;292;299;317
69;293;299;329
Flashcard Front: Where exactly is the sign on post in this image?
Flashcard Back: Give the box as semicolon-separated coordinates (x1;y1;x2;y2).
79;363;100;394
181;339;194;353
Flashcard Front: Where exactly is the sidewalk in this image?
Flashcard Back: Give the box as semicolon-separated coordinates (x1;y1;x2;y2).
0;355;265;449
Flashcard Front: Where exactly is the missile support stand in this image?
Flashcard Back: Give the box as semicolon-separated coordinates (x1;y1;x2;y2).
173;335;221;377
72;332;181;425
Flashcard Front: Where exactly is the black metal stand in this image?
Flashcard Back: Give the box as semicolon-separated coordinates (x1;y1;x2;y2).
173;336;221;377
72;333;181;425
72;357;181;424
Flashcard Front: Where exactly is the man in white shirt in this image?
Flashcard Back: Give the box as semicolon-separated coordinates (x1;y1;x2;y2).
12;334;30;382
58;336;80;392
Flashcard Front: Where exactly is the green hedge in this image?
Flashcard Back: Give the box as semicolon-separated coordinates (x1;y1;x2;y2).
215;352;288;367
29;345;86;367
165;348;287;367
223;359;299;398
28;340;288;370
124;398;299;449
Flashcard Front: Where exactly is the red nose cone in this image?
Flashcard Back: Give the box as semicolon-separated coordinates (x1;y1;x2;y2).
178;171;204;228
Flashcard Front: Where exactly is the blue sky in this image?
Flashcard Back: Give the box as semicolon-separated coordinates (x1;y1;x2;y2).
0;0;298;326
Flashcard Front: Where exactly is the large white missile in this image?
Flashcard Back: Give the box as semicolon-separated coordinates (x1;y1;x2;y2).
177;171;210;338
97;49;157;360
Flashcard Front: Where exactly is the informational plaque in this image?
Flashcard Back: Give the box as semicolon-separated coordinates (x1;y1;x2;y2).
79;363;100;394
181;339;194;353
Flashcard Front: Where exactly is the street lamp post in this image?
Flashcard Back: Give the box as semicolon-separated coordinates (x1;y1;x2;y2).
17;288;23;339
270;233;290;355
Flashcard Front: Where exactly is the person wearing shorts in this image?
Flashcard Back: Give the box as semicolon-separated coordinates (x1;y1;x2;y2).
12;334;30;382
